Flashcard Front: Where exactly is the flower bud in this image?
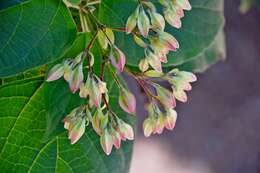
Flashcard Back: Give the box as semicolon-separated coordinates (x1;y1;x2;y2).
134;35;148;48
47;64;64;82
89;75;107;107
68;117;86;144
143;117;155;137
177;0;192;11
158;31;179;51
146;50;162;72
119;88;136;115
126;6;140;34
109;46;126;72
63;107;86;144
164;109;177;130
137;7;150;37
155;114;165;134
179;71;197;83
100;129;113;155
172;85;188;103
111;129;121;149
92;108;104;135
164;9;182;29
149;10;165;30
139;58;149;72
154;84;176;109
118;120;134;141
69;63;84;93
97;28;115;49
142;1;156;11
79;78;90;98
63;61;73;82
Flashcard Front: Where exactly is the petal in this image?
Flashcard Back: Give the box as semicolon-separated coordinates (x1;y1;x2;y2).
69;118;86;144
126;6;139;34
112;131;121;149
143;118;154;137
110;47;126;72
165;109;177;130
149;10;165;30
100;129;113;155
119;89;136;115
137;7;150;37
47;64;64;82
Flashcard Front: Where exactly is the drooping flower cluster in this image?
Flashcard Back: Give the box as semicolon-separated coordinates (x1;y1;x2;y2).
126;0;191;73
159;0;192;28
47;21;136;155
47;53;84;93
134;69;197;136
46;0;195;156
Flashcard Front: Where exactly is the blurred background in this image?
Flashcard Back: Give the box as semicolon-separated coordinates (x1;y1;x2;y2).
129;1;260;173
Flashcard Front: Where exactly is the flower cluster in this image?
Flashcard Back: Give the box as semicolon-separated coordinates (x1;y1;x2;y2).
63;105;134;155
159;0;192;28
47;53;84;93
47;50;136;155
46;0;195;156
126;0;191;73
134;69;196;137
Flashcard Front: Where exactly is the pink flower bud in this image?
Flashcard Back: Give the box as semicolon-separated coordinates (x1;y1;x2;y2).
154;84;176;109
172;86;188;103
149;10;165;30
47;64;64;82
119;88;136;115
110;46;126;72
92;109;103;135
137;7;150;37
111;130;121;149
118;120;134;141
165;109;177;130
68;117;86;144
158;31;179;51
100;129;113;155
164;9;182;29
155;115;165;134
63;107;87;144
63;61;73;82
69;63;84;93
89;77;102;108
179;71;197;82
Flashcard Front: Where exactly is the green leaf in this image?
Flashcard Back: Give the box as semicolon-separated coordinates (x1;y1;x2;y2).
0;76;133;173
177;30;226;73
98;0;225;68
0;0;77;77
0;0;29;10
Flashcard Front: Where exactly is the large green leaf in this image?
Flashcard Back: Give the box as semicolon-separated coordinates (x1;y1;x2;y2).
98;0;225;67
178;30;226;73
0;0;27;10
0;0;77;77
0;75;133;172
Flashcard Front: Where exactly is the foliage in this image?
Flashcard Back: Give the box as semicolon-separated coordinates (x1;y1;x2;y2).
0;0;225;172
